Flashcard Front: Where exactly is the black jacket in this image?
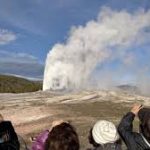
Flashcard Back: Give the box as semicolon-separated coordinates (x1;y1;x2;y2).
118;112;150;150
87;142;122;150
0;121;20;150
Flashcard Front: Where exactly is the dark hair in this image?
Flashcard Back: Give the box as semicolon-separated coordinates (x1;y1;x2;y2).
88;128;100;147
44;122;79;150
138;108;150;143
88;128;122;150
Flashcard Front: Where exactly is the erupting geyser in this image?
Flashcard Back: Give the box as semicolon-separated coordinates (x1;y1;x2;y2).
43;7;150;91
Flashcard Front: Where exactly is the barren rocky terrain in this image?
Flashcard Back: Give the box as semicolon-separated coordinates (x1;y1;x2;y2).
0;90;150;149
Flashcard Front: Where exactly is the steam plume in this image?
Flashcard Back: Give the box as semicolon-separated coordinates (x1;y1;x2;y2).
43;7;150;91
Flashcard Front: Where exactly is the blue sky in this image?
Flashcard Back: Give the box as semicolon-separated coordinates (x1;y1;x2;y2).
0;0;149;80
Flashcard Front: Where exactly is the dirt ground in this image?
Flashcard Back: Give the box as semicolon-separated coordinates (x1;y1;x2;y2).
15;102;137;149
0;90;148;149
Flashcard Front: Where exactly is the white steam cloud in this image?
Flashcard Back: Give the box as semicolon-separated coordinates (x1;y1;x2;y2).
43;7;150;91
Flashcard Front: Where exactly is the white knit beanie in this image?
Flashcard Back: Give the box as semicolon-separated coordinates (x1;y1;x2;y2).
92;120;119;145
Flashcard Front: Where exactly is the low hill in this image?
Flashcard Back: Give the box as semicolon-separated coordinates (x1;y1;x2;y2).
117;84;141;94
0;75;42;93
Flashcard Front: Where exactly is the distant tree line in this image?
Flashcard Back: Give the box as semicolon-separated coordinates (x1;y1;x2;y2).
0;75;42;93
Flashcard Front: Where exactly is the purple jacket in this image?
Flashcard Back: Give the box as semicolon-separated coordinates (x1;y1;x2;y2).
31;130;49;150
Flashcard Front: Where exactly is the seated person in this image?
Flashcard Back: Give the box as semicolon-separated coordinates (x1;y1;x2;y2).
31;120;80;150
88;120;122;150
0;114;20;150
118;104;150;150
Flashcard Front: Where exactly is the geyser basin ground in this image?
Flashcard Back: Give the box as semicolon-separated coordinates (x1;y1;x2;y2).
0;90;149;149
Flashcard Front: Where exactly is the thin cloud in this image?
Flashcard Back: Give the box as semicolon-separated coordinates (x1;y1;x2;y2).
0;50;38;64
0;50;44;79
0;29;17;45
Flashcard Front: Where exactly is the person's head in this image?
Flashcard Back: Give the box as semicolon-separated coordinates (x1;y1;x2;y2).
45;122;79;150
0;114;4;122
138;108;150;142
89;120;119;147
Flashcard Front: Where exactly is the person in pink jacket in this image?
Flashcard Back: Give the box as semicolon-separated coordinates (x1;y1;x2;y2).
31;120;64;150
31;130;49;150
31;120;80;150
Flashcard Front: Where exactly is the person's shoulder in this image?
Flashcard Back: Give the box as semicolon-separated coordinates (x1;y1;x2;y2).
4;120;11;123
35;130;49;143
0;121;13;132
0;121;13;127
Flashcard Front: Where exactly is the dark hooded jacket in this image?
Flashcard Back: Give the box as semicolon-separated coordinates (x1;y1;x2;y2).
0;121;20;150
118;109;150;150
87;142;122;150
